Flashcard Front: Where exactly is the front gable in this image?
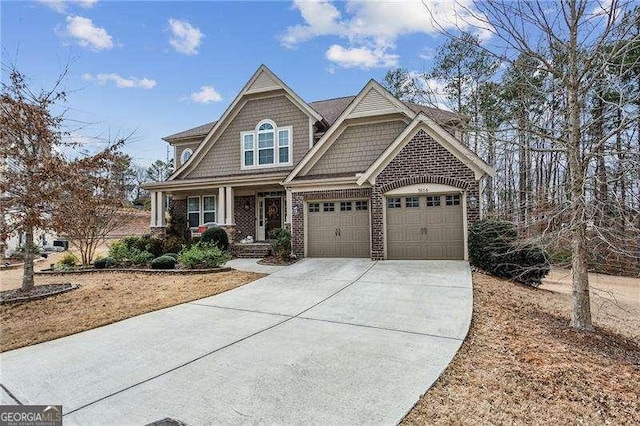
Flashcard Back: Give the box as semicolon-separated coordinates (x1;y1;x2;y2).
171;65;322;180
184;94;310;179
285;80;416;183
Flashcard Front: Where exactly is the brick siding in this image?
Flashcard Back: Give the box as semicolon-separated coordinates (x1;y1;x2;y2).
291;129;481;260
234;196;256;240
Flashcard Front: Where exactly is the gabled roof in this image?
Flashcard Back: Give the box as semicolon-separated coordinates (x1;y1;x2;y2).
169;64;324;180
285;79;417;183
357;113;495;185
163;121;217;142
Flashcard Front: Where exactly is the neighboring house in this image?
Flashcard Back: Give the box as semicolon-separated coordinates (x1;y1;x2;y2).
144;65;494;260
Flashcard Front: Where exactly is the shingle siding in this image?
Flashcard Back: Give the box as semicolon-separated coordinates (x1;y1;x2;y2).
175;141;200;168
306;120;407;176
185;95;309;178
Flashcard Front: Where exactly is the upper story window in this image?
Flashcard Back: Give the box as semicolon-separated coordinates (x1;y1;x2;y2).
180;148;193;165
241;120;292;169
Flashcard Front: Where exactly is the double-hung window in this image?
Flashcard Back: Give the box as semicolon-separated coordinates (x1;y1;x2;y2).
187;195;217;228
241;120;292;169
187;197;200;228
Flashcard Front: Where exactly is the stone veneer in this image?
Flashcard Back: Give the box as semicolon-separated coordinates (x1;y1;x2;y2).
290;129;481;260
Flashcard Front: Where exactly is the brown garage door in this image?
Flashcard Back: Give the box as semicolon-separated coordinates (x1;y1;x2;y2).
387;194;464;260
307;200;370;257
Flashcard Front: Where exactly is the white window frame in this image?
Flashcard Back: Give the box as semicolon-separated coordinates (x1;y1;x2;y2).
187;195;217;229
180;148;193;165
240;119;292;170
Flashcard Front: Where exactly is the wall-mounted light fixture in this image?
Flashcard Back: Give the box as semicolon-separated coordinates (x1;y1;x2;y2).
469;195;478;209
243;200;250;211
292;205;299;216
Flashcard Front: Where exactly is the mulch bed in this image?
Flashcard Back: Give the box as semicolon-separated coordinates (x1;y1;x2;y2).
35;267;232;275
258;255;299;266
0;283;78;304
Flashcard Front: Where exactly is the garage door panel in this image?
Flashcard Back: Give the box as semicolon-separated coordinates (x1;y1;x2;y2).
308;200;370;258
386;194;464;260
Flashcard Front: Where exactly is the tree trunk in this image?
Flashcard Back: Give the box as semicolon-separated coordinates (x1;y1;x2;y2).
21;227;35;292
567;0;592;331
486;130;496;212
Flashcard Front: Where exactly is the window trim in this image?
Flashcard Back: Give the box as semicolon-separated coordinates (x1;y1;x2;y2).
180;148;193;165
187;195;217;229
241;119;292;170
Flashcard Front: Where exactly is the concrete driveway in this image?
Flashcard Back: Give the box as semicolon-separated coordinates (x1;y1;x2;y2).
0;258;472;425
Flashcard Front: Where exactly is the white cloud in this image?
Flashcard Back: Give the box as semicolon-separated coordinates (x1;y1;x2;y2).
187;86;223;104
84;73;157;89
168;18;204;55
281;0;490;68
326;44;398;69
38;0;98;13
65;15;113;50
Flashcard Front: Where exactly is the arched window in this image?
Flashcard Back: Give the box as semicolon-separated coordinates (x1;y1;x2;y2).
241;119;291;169
181;148;193;165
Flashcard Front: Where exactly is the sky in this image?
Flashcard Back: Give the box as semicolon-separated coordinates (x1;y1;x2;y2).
1;0;484;166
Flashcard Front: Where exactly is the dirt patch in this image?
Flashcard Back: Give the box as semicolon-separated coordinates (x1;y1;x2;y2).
0;283;78;304
0;270;264;353
402;273;640;425
258;255;300;266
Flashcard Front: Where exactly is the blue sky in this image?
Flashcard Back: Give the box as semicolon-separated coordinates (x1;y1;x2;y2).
1;0;480;166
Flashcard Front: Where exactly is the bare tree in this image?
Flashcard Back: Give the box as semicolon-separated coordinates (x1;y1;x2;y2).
0;67;69;291
53;146;133;266
424;0;640;331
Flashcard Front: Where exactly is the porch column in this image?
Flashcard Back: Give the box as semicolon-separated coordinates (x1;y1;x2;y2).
225;186;234;225
150;191;166;227
217;187;226;225
285;188;293;224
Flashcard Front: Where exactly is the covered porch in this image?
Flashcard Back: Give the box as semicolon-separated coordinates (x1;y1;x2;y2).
146;174;293;243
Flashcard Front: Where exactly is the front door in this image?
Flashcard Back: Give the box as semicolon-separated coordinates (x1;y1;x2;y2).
264;197;282;238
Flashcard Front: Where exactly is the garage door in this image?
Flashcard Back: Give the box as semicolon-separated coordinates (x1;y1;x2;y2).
387;194;464;260
307;200;370;257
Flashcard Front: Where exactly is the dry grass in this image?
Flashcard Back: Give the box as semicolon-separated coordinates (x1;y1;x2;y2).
0;270;264;352
403;273;640;425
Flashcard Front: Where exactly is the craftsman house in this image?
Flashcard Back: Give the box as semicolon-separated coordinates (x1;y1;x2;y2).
145;65;494;260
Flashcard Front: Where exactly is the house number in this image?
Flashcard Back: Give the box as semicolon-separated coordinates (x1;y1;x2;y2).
417;188;430;193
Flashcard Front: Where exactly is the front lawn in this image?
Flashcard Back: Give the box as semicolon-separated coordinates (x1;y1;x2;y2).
402;273;640;424
0;270;264;352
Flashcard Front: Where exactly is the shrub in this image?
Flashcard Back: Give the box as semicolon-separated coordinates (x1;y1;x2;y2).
150;255;177;270
120;236;146;252
178;242;231;269
93;256;116;269
163;253;179;260
108;240;153;266
200;227;229;251
162;236;184;255
145;237;165;258
268;228;292;260
469;219;550;286
57;252;79;267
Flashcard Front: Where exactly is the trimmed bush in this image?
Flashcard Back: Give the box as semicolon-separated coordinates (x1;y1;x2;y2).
268;228;292;260
163;253;179;260
150;255;177;270
93;256;116;269
130;250;154;265
178;242;231;269
200;227;229;251
162;236;184;256
145;237;165;258
57;252;79;267
469;219;550;286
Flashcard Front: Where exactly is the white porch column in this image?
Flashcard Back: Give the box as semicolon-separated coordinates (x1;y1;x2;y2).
150;191;157;227
225;186;234;225
150;191;166;227
285;188;293;224
217;187;226;225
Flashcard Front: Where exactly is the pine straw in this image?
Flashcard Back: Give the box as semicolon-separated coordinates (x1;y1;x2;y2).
0;270;264;353
402;273;640;425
